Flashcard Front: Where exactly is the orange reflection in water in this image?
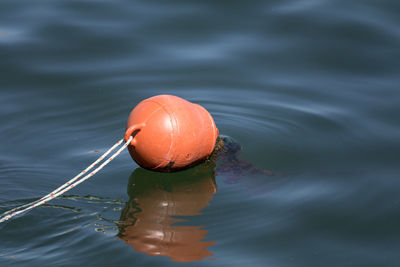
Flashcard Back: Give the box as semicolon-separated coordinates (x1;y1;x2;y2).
117;163;217;262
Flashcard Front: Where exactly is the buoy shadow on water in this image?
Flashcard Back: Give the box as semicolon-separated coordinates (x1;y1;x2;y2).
116;163;217;263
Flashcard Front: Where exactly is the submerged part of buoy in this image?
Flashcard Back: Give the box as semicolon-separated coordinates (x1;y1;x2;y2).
124;95;219;172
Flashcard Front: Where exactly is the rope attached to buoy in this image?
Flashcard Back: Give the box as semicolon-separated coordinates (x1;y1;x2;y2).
0;136;133;224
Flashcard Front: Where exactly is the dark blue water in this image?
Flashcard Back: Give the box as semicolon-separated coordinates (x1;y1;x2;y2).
1;1;400;266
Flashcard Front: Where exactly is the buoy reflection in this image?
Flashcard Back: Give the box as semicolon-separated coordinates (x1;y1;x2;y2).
117;161;217;262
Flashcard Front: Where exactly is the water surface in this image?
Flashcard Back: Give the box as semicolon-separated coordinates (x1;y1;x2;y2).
1;0;400;266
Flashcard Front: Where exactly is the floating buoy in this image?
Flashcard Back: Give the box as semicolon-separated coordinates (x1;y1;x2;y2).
124;95;219;172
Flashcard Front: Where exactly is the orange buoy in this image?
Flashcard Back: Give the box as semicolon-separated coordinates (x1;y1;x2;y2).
124;95;219;172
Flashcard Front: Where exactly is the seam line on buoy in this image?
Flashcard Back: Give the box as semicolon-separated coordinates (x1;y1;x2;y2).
146;100;174;169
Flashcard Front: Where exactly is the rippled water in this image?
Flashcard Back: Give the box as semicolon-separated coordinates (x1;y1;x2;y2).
1;0;400;266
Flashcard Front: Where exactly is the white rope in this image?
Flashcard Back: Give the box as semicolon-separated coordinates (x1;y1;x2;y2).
0;136;133;224
2;139;124;215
